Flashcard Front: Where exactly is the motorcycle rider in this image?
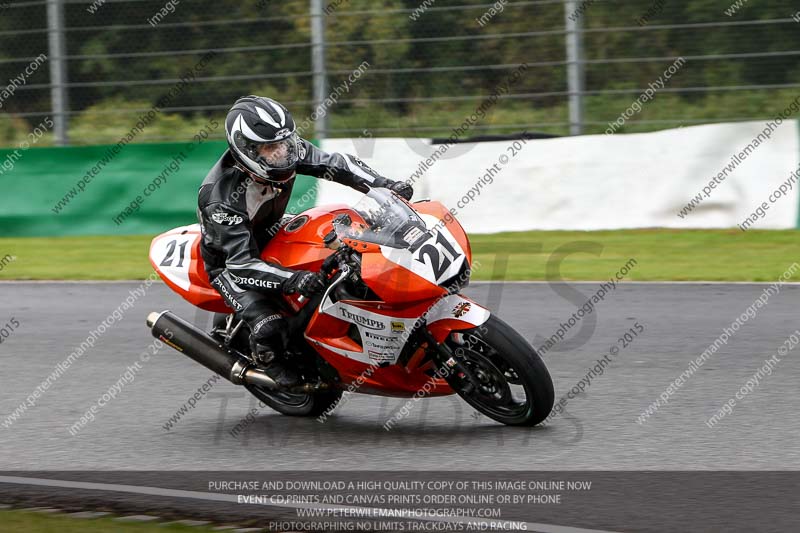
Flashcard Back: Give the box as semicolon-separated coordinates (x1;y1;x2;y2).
198;95;413;387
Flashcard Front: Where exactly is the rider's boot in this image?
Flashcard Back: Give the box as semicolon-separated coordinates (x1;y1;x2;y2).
252;335;299;388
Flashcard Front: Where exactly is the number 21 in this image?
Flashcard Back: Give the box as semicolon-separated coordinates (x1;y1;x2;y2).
160;239;188;268
415;232;461;280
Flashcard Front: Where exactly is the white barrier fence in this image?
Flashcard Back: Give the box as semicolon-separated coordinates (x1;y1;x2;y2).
318;120;800;233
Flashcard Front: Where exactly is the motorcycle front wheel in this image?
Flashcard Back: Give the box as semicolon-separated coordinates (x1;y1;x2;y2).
443;315;554;426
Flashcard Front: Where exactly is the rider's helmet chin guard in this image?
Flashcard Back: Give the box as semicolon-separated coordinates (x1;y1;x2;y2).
235;163;296;186
225;95;300;185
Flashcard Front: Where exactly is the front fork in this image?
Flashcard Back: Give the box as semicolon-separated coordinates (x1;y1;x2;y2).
417;325;480;394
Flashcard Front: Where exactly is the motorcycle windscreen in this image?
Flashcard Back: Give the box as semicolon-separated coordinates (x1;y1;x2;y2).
333;187;428;249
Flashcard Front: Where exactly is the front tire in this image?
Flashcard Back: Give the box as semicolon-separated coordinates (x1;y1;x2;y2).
444;315;554;426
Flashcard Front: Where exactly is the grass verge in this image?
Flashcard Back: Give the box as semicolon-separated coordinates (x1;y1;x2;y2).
469;229;800;282
0;229;797;281
0;509;218;532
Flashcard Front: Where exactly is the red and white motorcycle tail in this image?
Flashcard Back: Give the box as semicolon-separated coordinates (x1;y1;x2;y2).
148;224;231;313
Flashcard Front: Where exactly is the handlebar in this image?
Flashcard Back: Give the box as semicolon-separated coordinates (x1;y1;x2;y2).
294;247;356;307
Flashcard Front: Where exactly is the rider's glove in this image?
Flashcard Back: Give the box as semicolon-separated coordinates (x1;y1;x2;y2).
386;180;414;201
282;270;326;297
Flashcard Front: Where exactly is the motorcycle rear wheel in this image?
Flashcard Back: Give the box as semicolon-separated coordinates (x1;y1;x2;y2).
212;313;342;417
246;383;342;417
444;315;554;426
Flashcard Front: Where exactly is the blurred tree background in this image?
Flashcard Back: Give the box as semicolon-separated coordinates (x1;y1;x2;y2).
0;0;798;146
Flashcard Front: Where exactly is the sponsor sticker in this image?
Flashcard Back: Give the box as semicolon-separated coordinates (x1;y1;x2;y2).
452;302;471;318
211;211;244;226
212;278;243;311
403;226;426;245
368;350;395;363
391;321;406;333
365;331;399;342
253;313;283;334
365;342;401;351
339;307;385;330
229;273;280;289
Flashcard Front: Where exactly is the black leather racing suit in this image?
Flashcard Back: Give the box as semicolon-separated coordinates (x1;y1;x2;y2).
198;138;394;349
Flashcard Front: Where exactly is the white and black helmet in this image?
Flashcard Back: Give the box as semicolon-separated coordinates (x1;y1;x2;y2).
225;95;300;183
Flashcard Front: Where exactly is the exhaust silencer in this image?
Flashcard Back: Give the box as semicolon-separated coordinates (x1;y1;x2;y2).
146;311;279;390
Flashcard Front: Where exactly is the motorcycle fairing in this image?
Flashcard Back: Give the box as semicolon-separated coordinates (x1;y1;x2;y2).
423;294;491;341
377;213;466;288
149;224;232;313
149;199;473;314
316;299;419;366
304;294;488;395
308;292;490;365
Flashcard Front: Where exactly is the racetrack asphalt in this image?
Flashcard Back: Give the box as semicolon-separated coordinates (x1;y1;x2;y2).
0;281;798;531
1;280;797;471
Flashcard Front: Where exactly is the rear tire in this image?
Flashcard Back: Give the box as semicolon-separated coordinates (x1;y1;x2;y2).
444;315;554;426
212;313;343;418
246;384;342;417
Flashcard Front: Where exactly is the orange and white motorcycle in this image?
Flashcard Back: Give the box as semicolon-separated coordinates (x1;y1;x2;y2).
147;187;553;426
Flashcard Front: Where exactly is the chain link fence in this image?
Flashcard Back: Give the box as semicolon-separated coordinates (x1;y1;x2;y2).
1;0;799;146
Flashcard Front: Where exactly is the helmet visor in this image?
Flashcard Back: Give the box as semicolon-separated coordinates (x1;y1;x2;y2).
235;132;299;171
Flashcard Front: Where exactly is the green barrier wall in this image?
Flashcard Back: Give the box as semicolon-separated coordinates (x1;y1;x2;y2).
0;141;318;237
